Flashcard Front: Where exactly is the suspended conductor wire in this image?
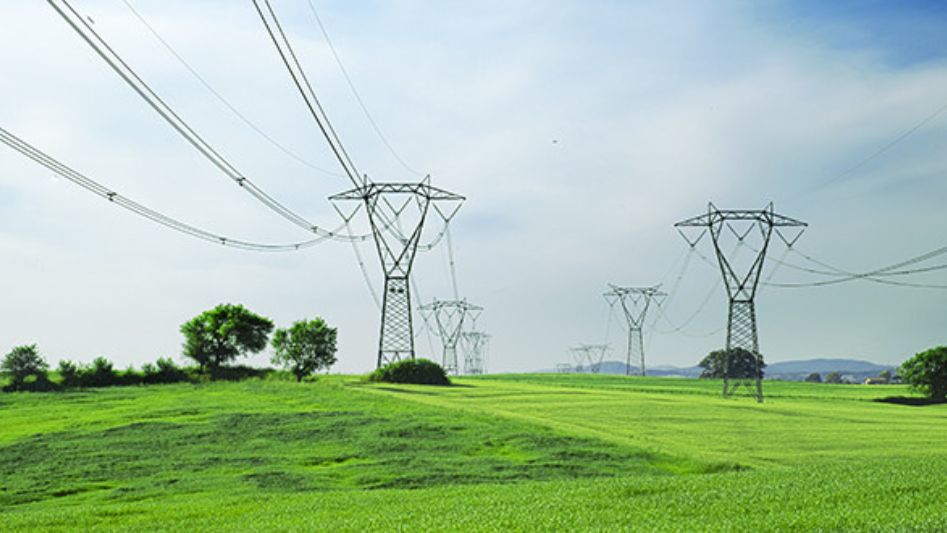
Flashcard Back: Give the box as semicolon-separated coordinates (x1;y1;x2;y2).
647;246;694;325
251;0;362;187
602;298;617;347
344;222;381;309
304;0;424;177
763;245;947;289
817;100;947;190
0;126;325;252
411;277;439;356
121;0;344;178
652;276;721;335
445;223;460;299
47;0;367;242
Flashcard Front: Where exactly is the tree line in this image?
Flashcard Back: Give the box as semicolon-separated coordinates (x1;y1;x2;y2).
696;346;947;402
1;303;337;392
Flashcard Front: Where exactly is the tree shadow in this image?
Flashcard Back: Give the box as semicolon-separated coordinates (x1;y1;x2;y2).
873;396;946;406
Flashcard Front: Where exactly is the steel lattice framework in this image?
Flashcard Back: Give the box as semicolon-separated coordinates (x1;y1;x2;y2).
420;299;483;375
604;284;666;376
570;344;611;374
331;180;463;368
460;331;490;375
675;203;805;402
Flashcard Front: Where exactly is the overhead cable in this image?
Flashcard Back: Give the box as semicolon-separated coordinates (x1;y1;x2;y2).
818;100;947;189
251;0;362;187
0;126;326;252
47;0;365;242
121;0;344;178
304;0;424;177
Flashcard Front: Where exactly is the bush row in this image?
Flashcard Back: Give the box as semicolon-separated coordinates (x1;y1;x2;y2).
0;344;284;393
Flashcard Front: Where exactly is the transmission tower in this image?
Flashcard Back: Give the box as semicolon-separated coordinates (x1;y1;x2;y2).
570;344;611;374
460;331;490;375
419;299;483;374
675;202;806;402
604;284;666;376
331;179;463;368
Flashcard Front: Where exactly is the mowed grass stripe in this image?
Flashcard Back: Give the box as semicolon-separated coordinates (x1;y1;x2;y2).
365;376;947;468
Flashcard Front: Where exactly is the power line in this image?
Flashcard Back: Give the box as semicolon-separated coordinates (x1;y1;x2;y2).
304;0;424;177
251;0;362;187
817;100;947;190
0;126;325;252
121;0;344;178
761;244;947;289
445;223;460;299
47;0;366;242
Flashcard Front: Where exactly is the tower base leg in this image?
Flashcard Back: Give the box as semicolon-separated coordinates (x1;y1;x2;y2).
378;276;414;368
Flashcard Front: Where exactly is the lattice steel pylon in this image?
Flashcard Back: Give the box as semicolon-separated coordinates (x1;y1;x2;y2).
460;331;490;375
419;299;483;375
331;179;463;368
675;202;805;402
570;344;611;374
604;284;666;376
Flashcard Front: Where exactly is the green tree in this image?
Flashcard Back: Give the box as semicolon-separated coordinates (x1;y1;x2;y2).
900;346;947;402
824;371;843;384
878;369;893;383
1;344;48;390
698;348;765;379
271;318;338;382
181;304;274;374
805;372;822;383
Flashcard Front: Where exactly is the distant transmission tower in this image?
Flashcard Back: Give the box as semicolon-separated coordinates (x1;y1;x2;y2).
604;284;666;376
419;299;483;374
332;179;463;368
460;331;490;375
675;202;805;402
570;344;611;374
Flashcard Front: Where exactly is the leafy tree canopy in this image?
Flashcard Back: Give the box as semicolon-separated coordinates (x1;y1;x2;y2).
698;348;765;379
900;346;947;402
181;304;274;373
805;372;822;383
271;318;338;382
1;344;48;388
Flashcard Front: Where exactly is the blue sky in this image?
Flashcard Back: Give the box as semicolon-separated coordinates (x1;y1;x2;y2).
771;0;947;67
0;1;945;373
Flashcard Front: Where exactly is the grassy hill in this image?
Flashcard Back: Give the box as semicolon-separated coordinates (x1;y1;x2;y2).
1;374;946;530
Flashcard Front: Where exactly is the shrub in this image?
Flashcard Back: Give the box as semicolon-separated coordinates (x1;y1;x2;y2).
78;357;120;388
142;357;189;384
209;365;271;382
369;359;451;386
58;360;81;388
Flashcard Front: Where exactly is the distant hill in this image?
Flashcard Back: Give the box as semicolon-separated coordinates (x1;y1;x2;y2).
545;358;895;381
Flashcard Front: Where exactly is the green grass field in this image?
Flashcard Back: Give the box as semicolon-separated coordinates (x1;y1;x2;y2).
2;374;946;531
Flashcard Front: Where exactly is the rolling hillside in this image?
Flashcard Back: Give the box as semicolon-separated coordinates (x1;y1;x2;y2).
1;375;945;530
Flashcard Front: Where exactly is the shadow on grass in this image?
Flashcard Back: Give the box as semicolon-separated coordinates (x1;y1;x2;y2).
874;396;946;406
